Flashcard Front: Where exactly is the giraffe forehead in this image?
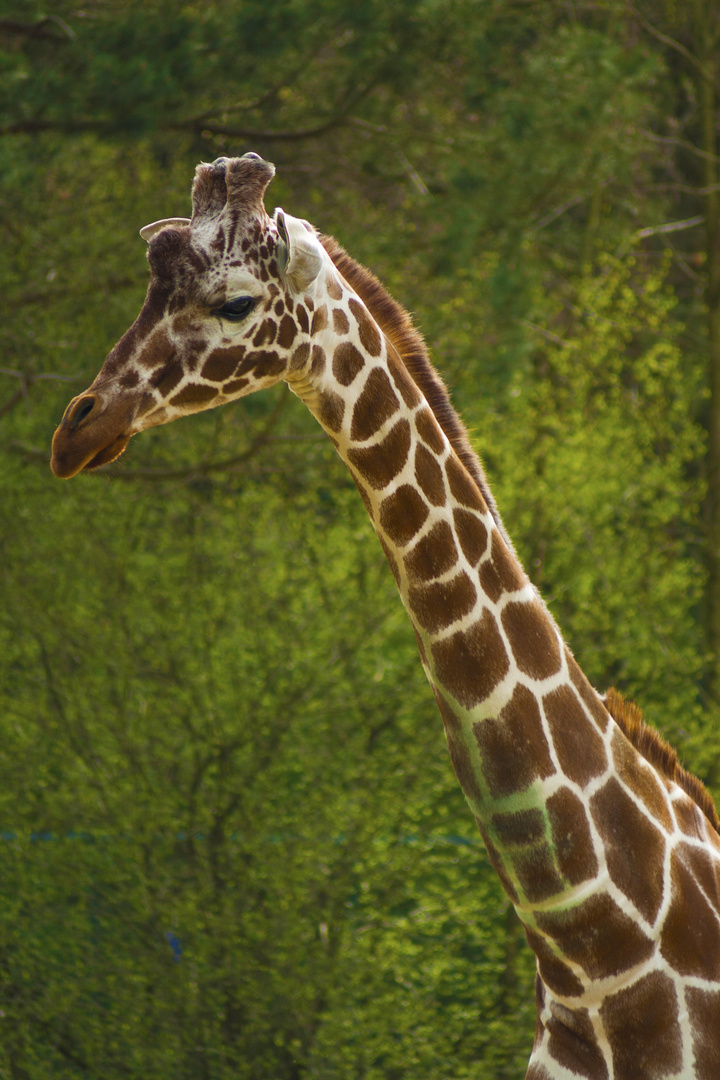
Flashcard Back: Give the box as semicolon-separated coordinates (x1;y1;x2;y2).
148;218;277;293
222;264;268;295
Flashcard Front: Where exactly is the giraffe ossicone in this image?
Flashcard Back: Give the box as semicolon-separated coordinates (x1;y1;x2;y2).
51;154;720;1079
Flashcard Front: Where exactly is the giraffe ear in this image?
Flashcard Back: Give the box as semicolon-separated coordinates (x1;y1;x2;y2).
275;209;323;294
139;218;192;242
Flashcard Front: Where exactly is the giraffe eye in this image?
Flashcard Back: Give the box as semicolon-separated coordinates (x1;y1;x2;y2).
213;296;255;321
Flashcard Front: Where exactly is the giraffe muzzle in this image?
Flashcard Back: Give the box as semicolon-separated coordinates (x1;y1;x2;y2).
50;390;134;478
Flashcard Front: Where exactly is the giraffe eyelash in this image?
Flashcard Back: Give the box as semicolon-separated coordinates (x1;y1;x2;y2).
212;297;256;321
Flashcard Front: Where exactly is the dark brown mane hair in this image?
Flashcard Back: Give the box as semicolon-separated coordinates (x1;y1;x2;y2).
319;234;515;553
605;688;720;834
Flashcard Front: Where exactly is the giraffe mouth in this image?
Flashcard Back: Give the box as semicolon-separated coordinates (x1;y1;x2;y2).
82;433;132;472
51;430;132;478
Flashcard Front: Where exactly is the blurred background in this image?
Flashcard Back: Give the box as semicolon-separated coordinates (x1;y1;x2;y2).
1;1;718;1075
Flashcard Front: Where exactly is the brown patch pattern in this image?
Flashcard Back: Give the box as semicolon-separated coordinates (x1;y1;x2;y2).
526;1063;553;1080
311;305;328;335
326;273;343;300
147;358;183;401
546;1005;608;1080
407;571;477;634
137;327;173;369
446;455;486;511
501;599;562;681
524;927;585;998
289;342;310;372
687;987;720;1080
489;531;526;592
543;685;608;787
350;368;400;441
332;341;365;386
660;848;720;978
673;797;707;838
537;894;654;980
310;344;325;376
567;654;609;732
296;304;309;334
202;348;244;382
320;233;511;546
675;841;720;911
404;521;458;583
387;350;423;407
317;390;345;434
170;383;218;408
379;485;429;547
610;728;673;832
479;559;504;604
473;683;555;798
222;377;249;395
253;319;276;347
431;610;509;709
414;443;446;506
277;313;297;349
490;809;563;903
347;420;411;490
547;786;599;886
349;296;382;356
600;972;682;1080
453;508;488;566
415;408;445;454
590;777;666;923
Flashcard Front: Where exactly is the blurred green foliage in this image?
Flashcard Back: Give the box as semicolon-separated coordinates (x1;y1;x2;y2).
1;1;718;1076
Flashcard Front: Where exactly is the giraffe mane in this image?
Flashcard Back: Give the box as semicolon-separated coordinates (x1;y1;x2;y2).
319;235;515;553
605;687;720;834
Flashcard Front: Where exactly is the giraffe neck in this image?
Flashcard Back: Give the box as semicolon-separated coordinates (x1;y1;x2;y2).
290;273;598;891
287;255;720;1075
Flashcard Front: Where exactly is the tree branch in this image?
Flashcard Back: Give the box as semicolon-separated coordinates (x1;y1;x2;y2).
635;215;705;238
0;16;75;42
173;117;346;143
624;3;718;88
0;119;103;137
0;368;81;421
175;80;375;144
638;130;720;166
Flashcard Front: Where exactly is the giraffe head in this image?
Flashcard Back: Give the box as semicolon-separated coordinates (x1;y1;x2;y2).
51;153;328;478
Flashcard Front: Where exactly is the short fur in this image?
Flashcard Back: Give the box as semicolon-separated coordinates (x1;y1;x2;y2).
319;235;720;839
320;235;516;555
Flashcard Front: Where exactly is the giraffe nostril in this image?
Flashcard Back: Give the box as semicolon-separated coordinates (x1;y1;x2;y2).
68;395;96;431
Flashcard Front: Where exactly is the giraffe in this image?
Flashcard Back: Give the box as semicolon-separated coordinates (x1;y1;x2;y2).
51;153;720;1080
